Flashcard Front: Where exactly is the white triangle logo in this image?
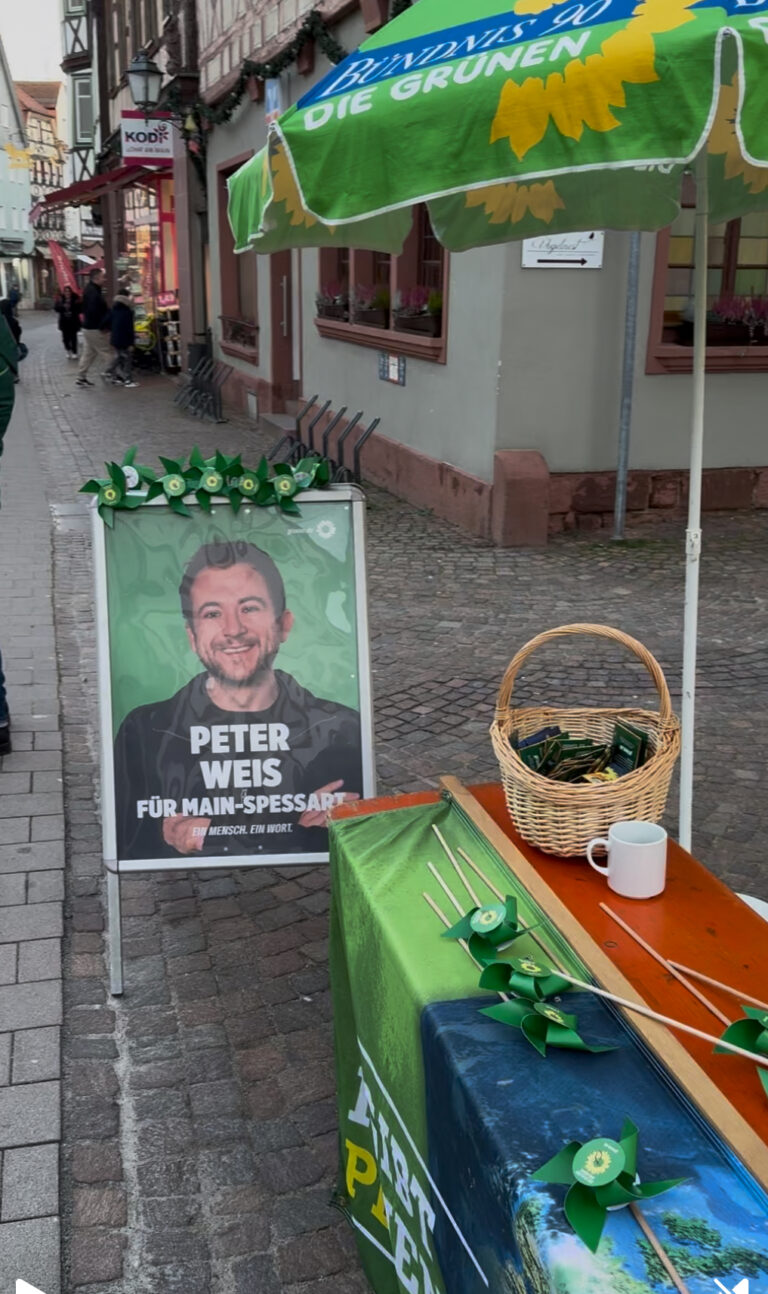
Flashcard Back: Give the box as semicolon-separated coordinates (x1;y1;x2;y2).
16;1282;47;1294
733;1282;750;1294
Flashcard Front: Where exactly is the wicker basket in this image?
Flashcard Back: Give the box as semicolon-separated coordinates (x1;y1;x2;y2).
490;623;680;858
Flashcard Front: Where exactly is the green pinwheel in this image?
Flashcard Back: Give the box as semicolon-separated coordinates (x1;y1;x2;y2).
716;1006;768;1098
478;954;570;1000
441;896;533;968
480;998;614;1058
81;447;333;523
532;1119;685;1253
80;448;149;526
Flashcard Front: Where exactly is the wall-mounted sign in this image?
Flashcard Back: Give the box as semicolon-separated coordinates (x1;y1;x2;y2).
120;111;174;165
265;77;286;126
378;352;406;385
522;231;604;269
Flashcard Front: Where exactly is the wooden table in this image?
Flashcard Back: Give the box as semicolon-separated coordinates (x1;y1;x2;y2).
336;779;768;1191
330;782;768;1294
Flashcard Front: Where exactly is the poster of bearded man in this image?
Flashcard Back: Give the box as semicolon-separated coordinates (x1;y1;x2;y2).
93;486;374;874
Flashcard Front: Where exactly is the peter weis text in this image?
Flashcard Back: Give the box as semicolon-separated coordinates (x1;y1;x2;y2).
134;721;345;819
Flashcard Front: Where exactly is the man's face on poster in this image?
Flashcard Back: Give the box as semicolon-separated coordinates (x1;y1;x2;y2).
185;563;294;687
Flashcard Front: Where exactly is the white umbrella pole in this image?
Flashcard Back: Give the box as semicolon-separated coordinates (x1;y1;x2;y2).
679;155;708;851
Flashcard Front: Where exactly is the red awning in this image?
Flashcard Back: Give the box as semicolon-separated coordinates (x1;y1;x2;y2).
37;165;172;214
47;240;79;293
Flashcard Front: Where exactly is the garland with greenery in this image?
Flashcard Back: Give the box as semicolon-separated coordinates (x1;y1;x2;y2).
165;9;347;136
167;2;411;184
80;446;331;526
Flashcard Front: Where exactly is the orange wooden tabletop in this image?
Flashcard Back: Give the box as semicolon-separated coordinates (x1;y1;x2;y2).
333;782;768;1143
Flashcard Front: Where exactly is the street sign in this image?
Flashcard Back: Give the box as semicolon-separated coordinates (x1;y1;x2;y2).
120;111;174;165
521;231;604;269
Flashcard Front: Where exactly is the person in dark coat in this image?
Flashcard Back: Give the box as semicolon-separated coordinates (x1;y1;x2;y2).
76;267;109;386
104;284;137;387
55;285;81;359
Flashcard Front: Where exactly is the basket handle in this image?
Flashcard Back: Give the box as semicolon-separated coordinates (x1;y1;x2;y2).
495;623;673;724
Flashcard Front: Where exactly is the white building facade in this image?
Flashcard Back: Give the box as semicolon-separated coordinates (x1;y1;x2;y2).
200;2;768;542
0;38;33;299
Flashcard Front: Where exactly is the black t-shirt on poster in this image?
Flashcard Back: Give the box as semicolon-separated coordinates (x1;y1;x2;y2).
114;669;363;859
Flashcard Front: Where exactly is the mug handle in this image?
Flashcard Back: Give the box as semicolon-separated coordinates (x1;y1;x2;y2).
586;838;610;876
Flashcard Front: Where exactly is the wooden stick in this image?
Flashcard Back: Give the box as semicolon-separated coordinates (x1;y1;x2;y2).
668;960;768;1014
423;891;478;965
432;824;482;907
600;903;731;1027
629;1204;691;1294
457;847;504;901
421;900;693;1294
427;862;465;917
425;892;689;1291
554;970;768;1069
422;891;509;1001
458;847;568;974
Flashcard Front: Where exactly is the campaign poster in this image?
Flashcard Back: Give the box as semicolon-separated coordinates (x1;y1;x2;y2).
95;488;374;870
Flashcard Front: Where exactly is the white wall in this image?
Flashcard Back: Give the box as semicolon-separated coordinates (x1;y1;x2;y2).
300;244;505;482
497;231;768;475
206;10;768;481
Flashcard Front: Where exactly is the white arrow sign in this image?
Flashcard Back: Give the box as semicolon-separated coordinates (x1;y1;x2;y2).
16;1281;48;1294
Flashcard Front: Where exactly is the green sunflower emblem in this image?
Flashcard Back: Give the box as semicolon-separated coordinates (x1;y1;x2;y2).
201;470;224;493
162;474;186;498
99;485;120;506
469;904;506;935
237;474;258;496
275;475;298;498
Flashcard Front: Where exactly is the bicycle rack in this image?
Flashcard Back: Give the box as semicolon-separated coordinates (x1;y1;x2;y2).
268;398;380;485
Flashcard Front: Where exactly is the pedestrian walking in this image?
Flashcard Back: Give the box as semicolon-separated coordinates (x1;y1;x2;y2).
0;312;18;754
55;284;81;359
103;284;138;387
76;267;109;387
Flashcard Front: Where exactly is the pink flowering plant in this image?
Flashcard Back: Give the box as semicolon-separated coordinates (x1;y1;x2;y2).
353;284;391;311
395;285;443;317
315;279;348;312
711;294;768;339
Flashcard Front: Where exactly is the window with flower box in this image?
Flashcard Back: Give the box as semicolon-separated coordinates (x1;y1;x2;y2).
217;158;258;360
315;204;448;362
647;197;768;373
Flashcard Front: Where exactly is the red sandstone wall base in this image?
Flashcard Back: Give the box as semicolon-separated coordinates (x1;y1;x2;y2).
547;466;768;535
225;392;768;545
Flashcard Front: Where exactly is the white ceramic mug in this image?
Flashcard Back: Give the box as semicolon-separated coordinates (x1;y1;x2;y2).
586;820;667;899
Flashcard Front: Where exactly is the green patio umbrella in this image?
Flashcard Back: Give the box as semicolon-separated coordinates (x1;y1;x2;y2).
228;0;768;848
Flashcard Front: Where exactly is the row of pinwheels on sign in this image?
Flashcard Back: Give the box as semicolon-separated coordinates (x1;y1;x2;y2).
80;446;331;525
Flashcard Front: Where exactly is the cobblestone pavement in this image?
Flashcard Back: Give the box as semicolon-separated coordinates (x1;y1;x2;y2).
8;313;768;1291
0;379;65;1294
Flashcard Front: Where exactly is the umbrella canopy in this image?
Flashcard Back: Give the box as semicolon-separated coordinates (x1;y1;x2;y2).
228;0;768;254
227;0;768;850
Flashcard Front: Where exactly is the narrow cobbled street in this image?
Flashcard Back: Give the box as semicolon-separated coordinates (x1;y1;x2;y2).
2;312;767;1292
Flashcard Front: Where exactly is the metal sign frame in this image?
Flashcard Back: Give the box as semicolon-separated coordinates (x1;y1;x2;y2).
92;486;375;992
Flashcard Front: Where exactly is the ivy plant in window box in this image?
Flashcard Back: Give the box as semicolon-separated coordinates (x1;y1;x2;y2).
352;284;390;329
393;286;442;337
315;280;349;321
